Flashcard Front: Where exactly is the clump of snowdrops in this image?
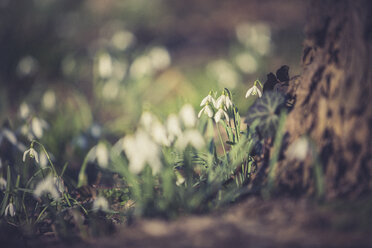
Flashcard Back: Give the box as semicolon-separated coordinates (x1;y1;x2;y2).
1;80;294;238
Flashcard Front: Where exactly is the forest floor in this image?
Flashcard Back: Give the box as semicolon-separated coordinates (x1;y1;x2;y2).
26;196;372;248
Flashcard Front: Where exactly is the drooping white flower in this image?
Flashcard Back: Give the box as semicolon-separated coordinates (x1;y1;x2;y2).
200;94;216;107
123;130;162;174
19;102;31;119
166;114;182;142
140;111;171;146
31;117;49;139
0;177;7;191
92;196;109;212
179;104;197;128
23;147;39;164
33;175;61;200
214;108;229;123
215;94;233;109
140;111;158;132
95;142;109;168
5;203;15;217
176;129;205;150
39;150;49;169
198;104;214;118
152;121;171;146
286;137;311;161
0;129;17;146
245;85;262;98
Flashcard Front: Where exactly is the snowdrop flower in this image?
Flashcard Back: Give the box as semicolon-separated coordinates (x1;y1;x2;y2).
140;111;171;146
33;175;61;200
86;142;110;168
245;80;263;98
176;129;205;150
123;130;162;174
19;102;31;119
5;203;15;217
166;114;182;142
286;137;311;161
215;94;233;110
95;143;109;168
214;108;229;123
179;104;197;128
31;117;49;139
0;129;17;146
23;147;39;164
152;121;171;146
93;196;109;212
200;93;216;107
198;104;214;118
0;177;7;191
39;150;49;169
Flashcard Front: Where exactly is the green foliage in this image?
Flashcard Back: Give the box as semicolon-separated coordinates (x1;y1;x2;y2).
245;91;285;138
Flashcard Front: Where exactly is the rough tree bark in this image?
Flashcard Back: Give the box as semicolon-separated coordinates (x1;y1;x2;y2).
277;0;372;198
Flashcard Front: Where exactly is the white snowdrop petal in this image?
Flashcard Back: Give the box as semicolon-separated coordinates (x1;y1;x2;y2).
206;105;214;118
245;87;253;98
93;196;109;211
179;104;196;128
0;178;7;191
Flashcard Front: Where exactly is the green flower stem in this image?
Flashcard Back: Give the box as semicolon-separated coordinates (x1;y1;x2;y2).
217;123;227;157
31;140;57;176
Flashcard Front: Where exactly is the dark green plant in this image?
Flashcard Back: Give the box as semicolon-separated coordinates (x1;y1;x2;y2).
245;91;286;138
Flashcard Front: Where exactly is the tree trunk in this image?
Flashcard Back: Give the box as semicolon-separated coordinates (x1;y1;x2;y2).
278;0;372;198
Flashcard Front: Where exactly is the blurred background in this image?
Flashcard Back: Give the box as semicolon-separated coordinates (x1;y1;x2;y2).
0;0;305;173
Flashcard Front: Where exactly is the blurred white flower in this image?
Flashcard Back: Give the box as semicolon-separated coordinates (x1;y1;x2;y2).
23;147;39;164
214;108;229;123
245;85;262;98
179;104;197;128
34;175;61;200
123;130;162;174
130;55;153;79
207;60;238;89
5;203;15;217
19;102;31;119
198;104;214;118
90;124;102;138
149;46;171;71
287;137;311;161
152;121;171;146
0;129;17;146
140;111;157;132
31;117;49;139
39;150;49;168
95;143;109;169
111;30;135;51
0;178;7;191
17;56;38;76
93;196;109;212
215;94;232;109
140;112;171;146
175;171;185;186
235;53;258;74
236;22;271;55
166;114;182;142
42;90;56;111
98;52;112;78
102;80;120;100
176;129;205;150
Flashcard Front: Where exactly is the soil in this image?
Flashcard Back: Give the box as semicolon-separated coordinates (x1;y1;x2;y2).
27;197;372;248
